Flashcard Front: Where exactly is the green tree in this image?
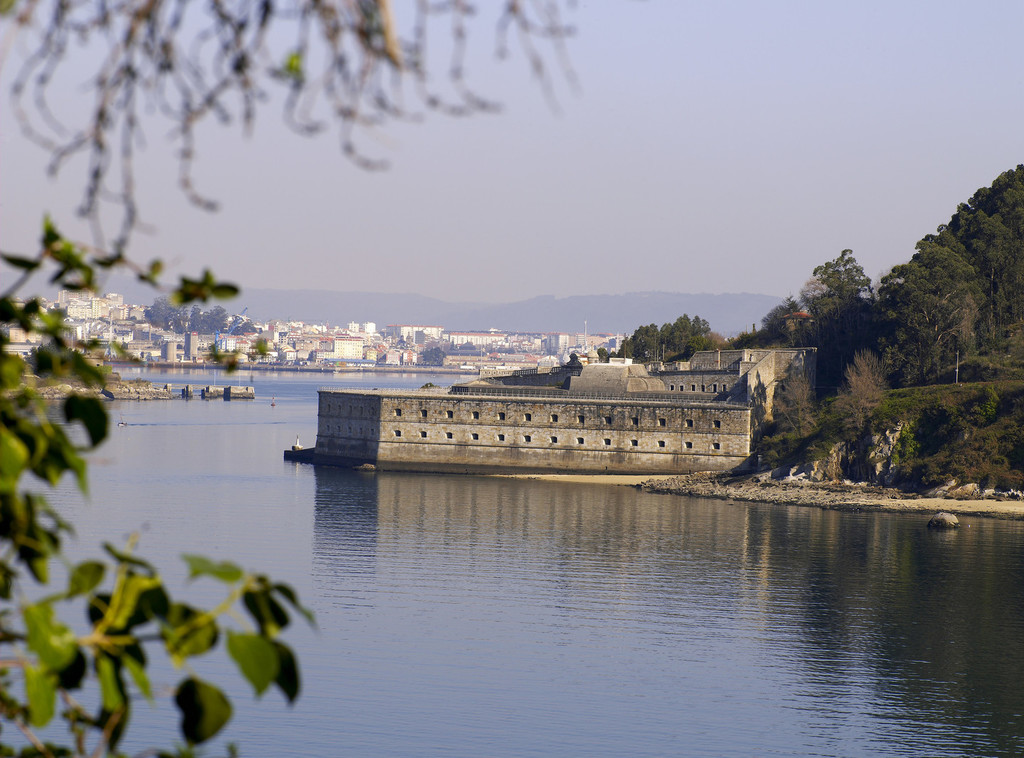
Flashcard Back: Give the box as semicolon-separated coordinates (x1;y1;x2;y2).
758;296;803;346
799;249;874;390
877;240;982;385
926;165;1024;346
421;346;446;366
618;315;713;363
145;298;189;333
191;305;231;335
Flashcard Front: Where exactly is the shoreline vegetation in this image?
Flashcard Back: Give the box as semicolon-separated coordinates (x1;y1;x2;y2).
500;472;1024;521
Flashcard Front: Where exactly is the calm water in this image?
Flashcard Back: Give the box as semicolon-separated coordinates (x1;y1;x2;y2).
41;370;1024;757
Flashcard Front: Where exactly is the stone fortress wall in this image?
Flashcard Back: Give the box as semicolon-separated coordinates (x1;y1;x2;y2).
311;348;816;476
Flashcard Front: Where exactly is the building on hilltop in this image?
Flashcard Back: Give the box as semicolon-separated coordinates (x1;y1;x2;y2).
298;348;815;476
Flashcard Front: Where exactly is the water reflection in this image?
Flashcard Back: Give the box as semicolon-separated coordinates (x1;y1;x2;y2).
309;470;1024;757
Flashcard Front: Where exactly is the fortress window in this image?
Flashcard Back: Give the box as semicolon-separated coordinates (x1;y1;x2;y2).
577;437;584;444
713;420;721;429
498;412;506;421
420;409;428;418
604;438;612;446
551;414;559;422
420;431;428;438
713;383;718;392
498;434;505;441
658;440;666;448
524;435;532;442
604;416;612;424
670;384;675;390
686;419;694;428
472;433;479;440
394;430;402;437
525;413;532;421
658;418;666;427
550;436;558;443
701;385;706;392
691;384;697;391
685;441;693;449
446;432;453;439
394;408;402;417
578;415;585;424
712;442;721;450
472;411;480;420
446;410;454;419
631;417;639;426
723;383;729;391
630;439;639;447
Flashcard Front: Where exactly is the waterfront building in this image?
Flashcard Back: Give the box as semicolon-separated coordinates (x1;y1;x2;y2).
304;349;815;476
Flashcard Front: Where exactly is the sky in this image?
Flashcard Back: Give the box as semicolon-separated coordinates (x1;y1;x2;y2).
3;1;1024;304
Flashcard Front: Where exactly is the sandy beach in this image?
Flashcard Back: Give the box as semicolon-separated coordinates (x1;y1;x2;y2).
498;472;1024;520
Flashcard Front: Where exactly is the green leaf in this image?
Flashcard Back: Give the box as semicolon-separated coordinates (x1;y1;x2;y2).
104;573;162;630
65;395;106;441
211;284;239;299
0;426;29;491
226;631;279;696
67;560;106;597
24;602;78;671
273;583;316;626
273;641;300;703
24;665;57;727
123;647;153;701
182;554;243;583
243;589;289;637
175;678;232;745
57;649;87;690
0;253;40;270
102;542;154;571
164;604;219;665
96;654;125;711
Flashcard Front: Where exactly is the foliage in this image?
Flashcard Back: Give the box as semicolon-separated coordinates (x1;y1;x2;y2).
420;346;446;366
876;240;982;386
0;221;312;756
617;315;712;363
761;375;1024;490
757;296;802;346
798;249;875;389
144;300;233;336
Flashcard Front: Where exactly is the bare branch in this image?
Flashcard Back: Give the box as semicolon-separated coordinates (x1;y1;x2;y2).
3;0;576;250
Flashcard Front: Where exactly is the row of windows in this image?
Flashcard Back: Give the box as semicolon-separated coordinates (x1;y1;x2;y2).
389;429;722;451
390;407;724;429
666;382;729;392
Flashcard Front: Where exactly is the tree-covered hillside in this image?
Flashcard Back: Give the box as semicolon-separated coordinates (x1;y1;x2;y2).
734;164;1024;391
738;165;1024;487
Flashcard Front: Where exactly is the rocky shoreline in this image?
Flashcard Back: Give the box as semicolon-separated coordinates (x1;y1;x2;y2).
34;379;175;401
640;472;1024;520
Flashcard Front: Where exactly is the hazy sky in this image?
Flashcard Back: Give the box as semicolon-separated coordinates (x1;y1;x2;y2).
3;2;1024;303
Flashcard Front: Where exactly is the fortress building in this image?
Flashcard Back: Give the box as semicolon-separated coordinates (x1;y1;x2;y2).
299;349;815;476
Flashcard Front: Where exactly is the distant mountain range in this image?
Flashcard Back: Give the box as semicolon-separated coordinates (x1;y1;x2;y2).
55;273;782;335
234;289;781;336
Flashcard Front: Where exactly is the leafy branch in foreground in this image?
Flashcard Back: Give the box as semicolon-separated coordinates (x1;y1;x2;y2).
1;220;312;757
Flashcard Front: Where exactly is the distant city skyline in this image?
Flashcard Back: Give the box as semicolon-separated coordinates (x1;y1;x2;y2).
3;3;1024;302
